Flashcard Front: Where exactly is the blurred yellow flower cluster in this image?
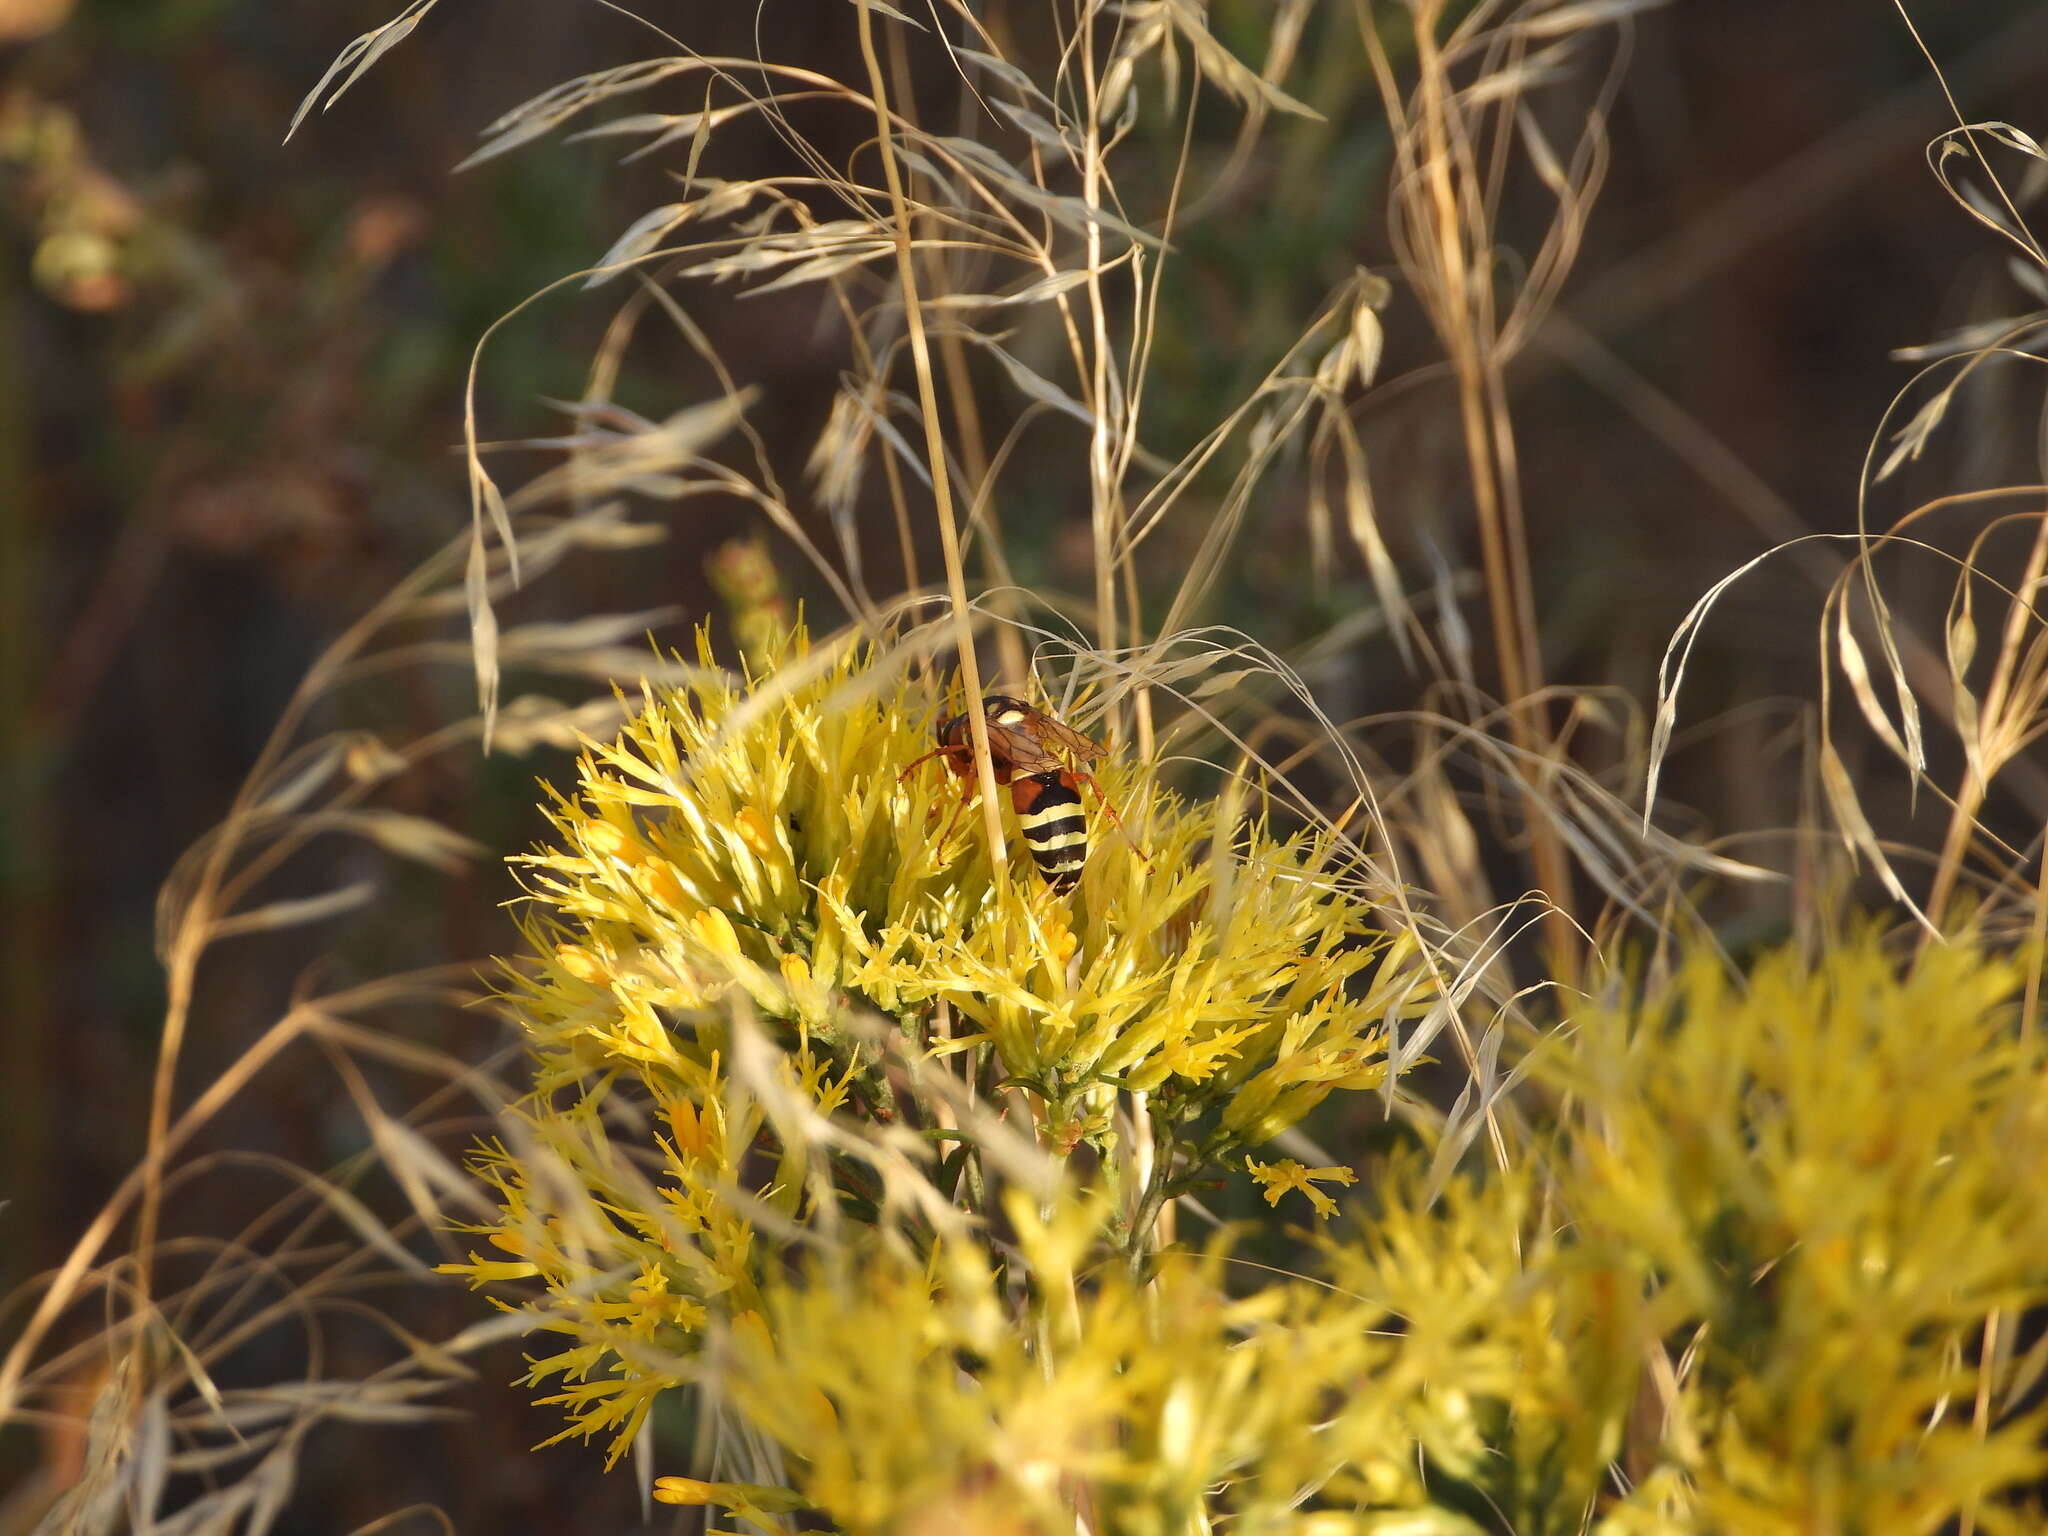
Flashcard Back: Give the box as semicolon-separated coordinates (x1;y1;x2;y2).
1552;936;2048;1534
688;1162;1638;1536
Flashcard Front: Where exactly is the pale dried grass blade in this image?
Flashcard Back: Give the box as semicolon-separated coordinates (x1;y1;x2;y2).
583;202;693;286
921;268;1093;309
312;811;483;872
852;0;925;29
293;1169;438;1278
1333;416;1414;667
495;609;681;659
1515;0;1670;38
951;47;1049;109
1876;387;1954;482
253;739;349;817
1647;538;1841;825
1834;596;1920;769
488;694;645;754
286;0;441;142
1160;0;1319;119
208;883;378;942
568;100;760;166
456;60;703;171
464;491;503;740
363;1114;496;1226
1819;738;1935;934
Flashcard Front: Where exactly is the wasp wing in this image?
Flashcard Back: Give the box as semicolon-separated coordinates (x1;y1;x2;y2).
981;717;1064;775
1030;712;1106;764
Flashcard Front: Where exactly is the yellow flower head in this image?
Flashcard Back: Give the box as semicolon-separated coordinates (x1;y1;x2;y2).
1246;1157;1358;1219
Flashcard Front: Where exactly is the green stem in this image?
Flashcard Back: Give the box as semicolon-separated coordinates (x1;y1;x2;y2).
1123;1123;1181;1271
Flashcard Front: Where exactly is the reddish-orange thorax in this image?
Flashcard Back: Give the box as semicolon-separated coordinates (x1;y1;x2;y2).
934;712;1017;784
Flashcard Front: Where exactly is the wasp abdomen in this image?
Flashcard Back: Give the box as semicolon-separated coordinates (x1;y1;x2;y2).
1013;771;1088;892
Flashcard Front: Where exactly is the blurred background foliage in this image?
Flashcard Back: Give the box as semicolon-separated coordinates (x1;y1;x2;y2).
5;0;2048;1528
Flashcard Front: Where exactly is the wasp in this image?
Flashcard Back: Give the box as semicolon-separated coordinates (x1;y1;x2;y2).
900;694;1144;893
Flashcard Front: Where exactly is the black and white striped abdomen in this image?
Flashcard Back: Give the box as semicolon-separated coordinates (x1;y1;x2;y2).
1014;771;1088;892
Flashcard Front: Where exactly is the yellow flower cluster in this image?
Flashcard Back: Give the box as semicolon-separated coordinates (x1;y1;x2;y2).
704;1168;1623;1536
694;935;2048;1535
503;632;1410;1108
441;630;1423;1458
443;1048;766;1458
1551;935;2048;1534
446;682;2048;1536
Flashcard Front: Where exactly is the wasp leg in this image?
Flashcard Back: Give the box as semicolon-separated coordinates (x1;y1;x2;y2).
931;786;979;865
899;746;960;827
933;758;1020;864
1071;771;1151;868
897;743;961;782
